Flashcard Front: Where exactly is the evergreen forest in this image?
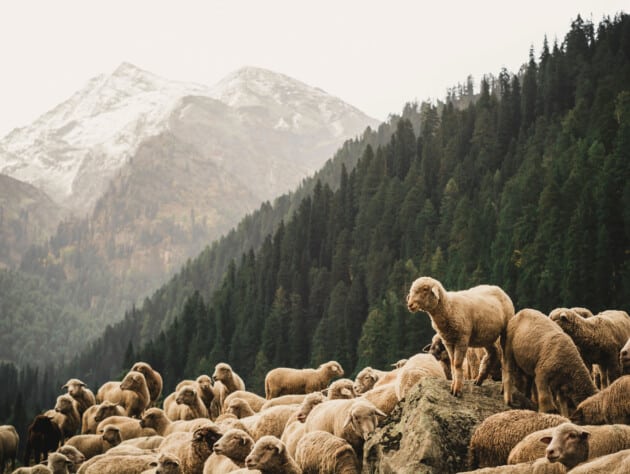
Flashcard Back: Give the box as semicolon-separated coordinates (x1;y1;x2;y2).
1;14;629;451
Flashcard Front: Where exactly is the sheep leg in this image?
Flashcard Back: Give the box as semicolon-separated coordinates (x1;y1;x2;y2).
450;344;467;397
475;344;499;386
534;372;557;413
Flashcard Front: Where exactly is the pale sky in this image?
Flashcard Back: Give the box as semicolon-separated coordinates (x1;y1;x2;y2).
0;0;627;138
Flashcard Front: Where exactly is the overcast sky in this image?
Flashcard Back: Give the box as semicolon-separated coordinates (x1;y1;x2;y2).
0;0;627;137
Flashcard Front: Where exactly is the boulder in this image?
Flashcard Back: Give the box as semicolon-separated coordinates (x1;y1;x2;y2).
362;377;532;473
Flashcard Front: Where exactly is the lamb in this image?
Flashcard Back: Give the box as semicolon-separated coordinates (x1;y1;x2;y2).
130;362;163;407
353;367;390;395
294;430;359;474
394;353;446;400
260;395;306;411
503;308;597;415
466;410;569;468
508;422;630;464
549;308;630;387
202;428;254;473
75;453;157;474
165;385;208;421
140;452;181;474
323;379;356;399
212;363;246;396
95;416;156;440
224;391;266;413
62;380;96;417
97;371;151;418
64;424;122;460
570;375;630;424
158;425;223;474
406;276;514;396
264;361;344;399
243;436;301;474
621;338;630;374
56;445;86;473
24;415;63;466
303;398;385;458
81;401;125;434
1;425;19;473
360;383;399;415
46;395;81;442
175;376;216;416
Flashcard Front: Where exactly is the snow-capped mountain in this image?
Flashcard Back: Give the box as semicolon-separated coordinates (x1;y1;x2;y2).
0;63;378;216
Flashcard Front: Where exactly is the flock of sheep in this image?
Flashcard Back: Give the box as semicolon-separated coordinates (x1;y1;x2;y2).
0;275;629;473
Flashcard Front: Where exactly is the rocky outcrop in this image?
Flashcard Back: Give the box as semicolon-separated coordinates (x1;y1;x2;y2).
362;377;532;474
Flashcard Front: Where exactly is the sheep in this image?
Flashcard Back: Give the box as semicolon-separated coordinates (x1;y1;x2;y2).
509;422;630;465
24;415;63;466
139;408;206;436
621;338;630;374
0;425;19;473
202;428;254;473
14;453;74;474
158;425;223;474
353;367;390;395
549;308;630;387
406;276;514;396
55;445;85;473
323;378;356;399
243;436;301;474
549;307;594;320
394;353;446;400
98;371;151;418
238;405;299;441
61;380;96;417
570;375;630;424
391;359;408;369
294;430;359;474
175;376;216;416
281;420;306;460
466;410;569;468
360;383;399;415
46;395;81;441
459;458;567;473
264;361;344;399
95;416;156;440
303;398;385;459
224;391;267;413
212;363;245;396
75;453;157;474
11;465;53;474
81;401;125;434
64;424;122;460
130;362;163;407
117;436;164;450
260;395;306;411
140;452;181;474
165;385;208;421
568;448;630;473
503;308;597;415
224;398;257;419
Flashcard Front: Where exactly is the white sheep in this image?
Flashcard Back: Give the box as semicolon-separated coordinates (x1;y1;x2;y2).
264;361;344;399
62;380;96;417
75;453;157;474
139;407;209;437
224;390;267;413
140;452;181;474
242;436;301;474
14;453;73;474
360;383;399;415
95;415;156;440
323;379;356;400
97;371;151;418
56;445;86;473
295;430;360;474
81;401;125;434
570;375;630;424
503;308;597;415
202;428;254;473
549;308;630;387
394;352;446;400
353;367;390;395
406;276;514;396
158;425;223;474
568;448;630;473
238;405;299;441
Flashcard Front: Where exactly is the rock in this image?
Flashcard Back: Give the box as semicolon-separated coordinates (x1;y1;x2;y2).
362;377;533;474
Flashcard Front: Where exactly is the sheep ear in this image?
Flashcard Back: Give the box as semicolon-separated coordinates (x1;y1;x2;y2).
61;384;68;390
321;388;329;397
431;285;440;300
343;413;353;430
560;312;569;321
149;461;158;468
422;343;431;353
580;430;590;440
341;388;353;397
375;408;387;419
540;436;552;445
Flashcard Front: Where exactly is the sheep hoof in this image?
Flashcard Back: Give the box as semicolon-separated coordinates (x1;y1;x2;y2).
473;379;483;386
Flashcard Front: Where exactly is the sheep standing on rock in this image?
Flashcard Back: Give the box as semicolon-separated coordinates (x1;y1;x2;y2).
394;353;446;400
406;276;514;396
570;375;630;424
264;361;344;399
243;436;301;474
62;380;96;417
503;309;597;415
0;424;19;473
360;383;399;415
295;430;360;474
130;362;163;407
549;308;630;387
98;371;151;419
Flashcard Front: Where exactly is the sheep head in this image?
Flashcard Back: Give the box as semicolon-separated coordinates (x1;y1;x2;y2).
149;453;181;474
213;363;233;383
62;378;87;396
407;276;442;313
424;334;449;363
353;368;378;394
245;436;286;471
139;407;164;429
549;308;580;330
343;400;386;441
55;394;76;414
175;386;197;406
94;401;122;422
101;425;122;446
213;428;254;461
541;422;590;469
120;371;146;391
57;445;86;469
193;425;223;449
47;453;73;472
320;361;344;378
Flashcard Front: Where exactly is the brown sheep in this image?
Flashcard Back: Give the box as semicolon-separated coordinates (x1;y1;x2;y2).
503;309;597;415
295;430;360;474
568;448;630;473
81;401;125;434
203;428;254;473
549;308;630;387
62;380;96;417
224;390;267;413
406;276;514;396
360;383;398;415
264;361;344;399
458;458;567;473
102;371;151;418
509;422;630;465
467;410;569;468
621;338;630;374
75;453;157;474
56;445;86;473
158;425;223;474
224;398;257;419
46;395;81;441
175;376;216;417
95;416;156;440
238;405;299;441
0;424;19;473
140;452;181;474
322;379;356;400
243;436;301;474
353;367;390;395
570;375;630;424
64;424;122;460
130;362;163;407
394;353;446;400
24;414;63;466
165;385;208;421
260;394;307;411
212;363;246;396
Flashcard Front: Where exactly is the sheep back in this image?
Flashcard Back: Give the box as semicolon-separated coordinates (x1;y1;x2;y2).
570;375;630;424
295;430;359;474
264;361;343;399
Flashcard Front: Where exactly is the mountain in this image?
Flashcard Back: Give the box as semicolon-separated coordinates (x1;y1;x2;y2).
0;174;63;268
0;63;379;365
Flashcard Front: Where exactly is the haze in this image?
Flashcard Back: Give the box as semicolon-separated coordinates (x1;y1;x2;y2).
0;0;626;137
